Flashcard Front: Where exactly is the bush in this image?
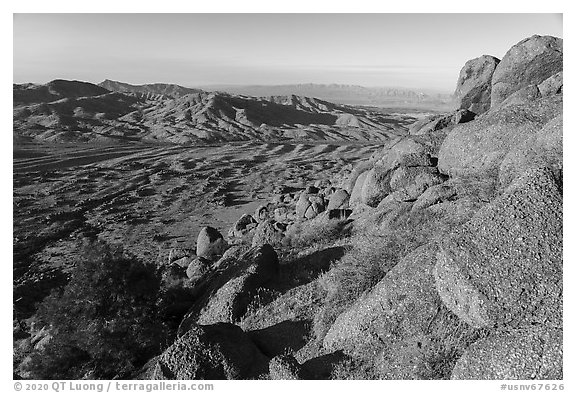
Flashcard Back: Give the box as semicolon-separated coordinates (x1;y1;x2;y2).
23;239;168;379
331;356;380;380
313;232;409;340
285;216;352;249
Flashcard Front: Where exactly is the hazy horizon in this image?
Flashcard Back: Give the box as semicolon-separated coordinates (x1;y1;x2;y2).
14;14;563;92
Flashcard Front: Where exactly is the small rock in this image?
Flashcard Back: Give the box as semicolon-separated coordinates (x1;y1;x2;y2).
296;193;312;219
228;214;258;238
168;248;192;264
254;206;269;223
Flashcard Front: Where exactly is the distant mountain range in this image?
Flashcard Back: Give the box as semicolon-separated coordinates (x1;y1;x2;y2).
98;80;455;110
201;83;455;110
13;79;419;144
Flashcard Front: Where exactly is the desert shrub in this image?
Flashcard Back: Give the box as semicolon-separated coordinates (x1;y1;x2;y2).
313;232;409;340
285;217;352;249
23;239;168;379
331;356;380;380
156;274;200;332
411;309;490;380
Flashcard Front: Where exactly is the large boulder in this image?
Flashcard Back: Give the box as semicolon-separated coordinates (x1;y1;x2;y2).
179;244;279;329
434;167;562;329
499;114;562;188
196;226;227;260
151;323;269;380
491;35;563;107
361;166;393;207
452;328;562;380
375;137;433;167
323;244;479;379
437;95;562;179
454;55;500;114
349;170;369;206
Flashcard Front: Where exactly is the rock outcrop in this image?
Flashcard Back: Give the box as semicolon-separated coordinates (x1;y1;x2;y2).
437;95;562;179
491;35;563;107
454;55;500;114
434;167;562;329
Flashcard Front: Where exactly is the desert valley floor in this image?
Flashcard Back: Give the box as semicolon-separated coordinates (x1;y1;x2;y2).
13;140;382;318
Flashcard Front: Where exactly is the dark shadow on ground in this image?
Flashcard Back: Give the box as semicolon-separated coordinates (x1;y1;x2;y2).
248;319;311;358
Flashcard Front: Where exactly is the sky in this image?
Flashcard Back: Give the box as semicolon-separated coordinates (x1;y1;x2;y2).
13;13;563;92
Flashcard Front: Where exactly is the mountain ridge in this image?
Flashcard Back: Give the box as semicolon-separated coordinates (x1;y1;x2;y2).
13;79;416;145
